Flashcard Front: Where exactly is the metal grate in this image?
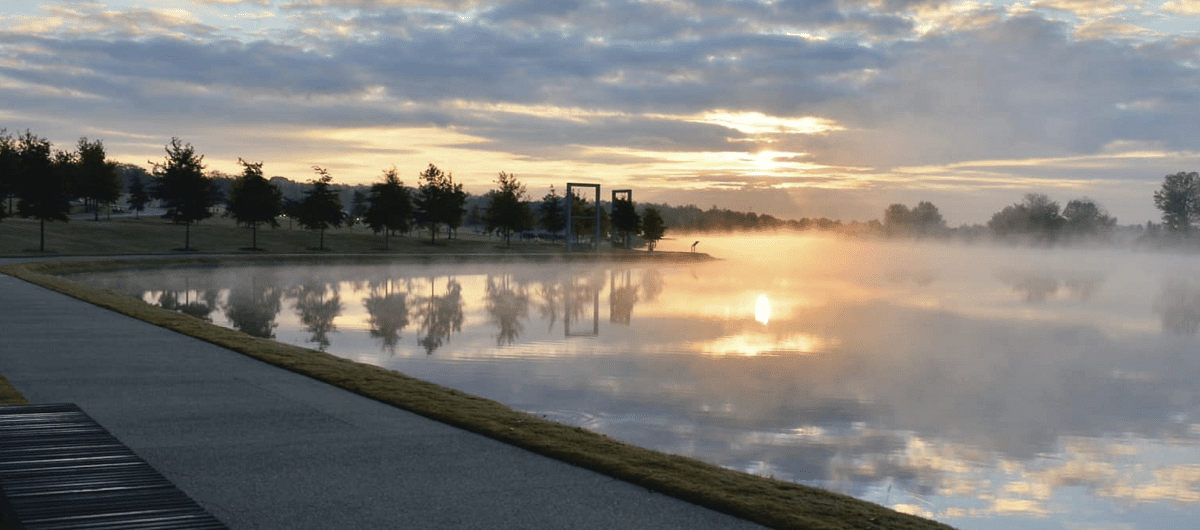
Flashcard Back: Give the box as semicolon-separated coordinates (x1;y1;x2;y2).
0;403;228;530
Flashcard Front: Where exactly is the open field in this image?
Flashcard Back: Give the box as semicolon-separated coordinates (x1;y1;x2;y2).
0;217;957;530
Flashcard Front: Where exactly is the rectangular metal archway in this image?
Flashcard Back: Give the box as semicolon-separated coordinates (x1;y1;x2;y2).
565;183;601;252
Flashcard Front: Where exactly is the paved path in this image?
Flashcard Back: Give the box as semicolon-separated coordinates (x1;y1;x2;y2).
0;270;766;530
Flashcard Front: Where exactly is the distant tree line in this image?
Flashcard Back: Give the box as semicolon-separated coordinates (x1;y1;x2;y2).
0;128;670;252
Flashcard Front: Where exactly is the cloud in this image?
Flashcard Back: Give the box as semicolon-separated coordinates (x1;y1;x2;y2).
195;0;273;6
1030;0;1132;18
1161;0;1200;15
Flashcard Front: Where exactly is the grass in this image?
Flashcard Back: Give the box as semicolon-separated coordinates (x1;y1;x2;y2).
0;216;957;530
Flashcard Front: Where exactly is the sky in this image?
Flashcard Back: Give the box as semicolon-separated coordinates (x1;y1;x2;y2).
2;0;1199;225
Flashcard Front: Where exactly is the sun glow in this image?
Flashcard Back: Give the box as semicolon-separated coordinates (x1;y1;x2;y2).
755;295;771;325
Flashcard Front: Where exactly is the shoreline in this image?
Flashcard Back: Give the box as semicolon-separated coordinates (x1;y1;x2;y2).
1;252;955;530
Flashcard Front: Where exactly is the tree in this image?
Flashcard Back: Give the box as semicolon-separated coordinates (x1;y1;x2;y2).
227;159;283;250
74;138;121;220
1062;199;1116;237
641;207;666;251
883;204;911;236
538;185;565;236
15;132;72;251
484;171;534;246
988;193;1065;242
883;202;946;237
611;197;641;248
126;173;150;218
413;164;466;244
296;166;344;250
0;129;18;218
151;138;215;251
1153;171;1200;233
364;167;414;250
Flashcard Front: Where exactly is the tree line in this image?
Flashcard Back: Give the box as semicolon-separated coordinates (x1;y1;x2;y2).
0;129;669;252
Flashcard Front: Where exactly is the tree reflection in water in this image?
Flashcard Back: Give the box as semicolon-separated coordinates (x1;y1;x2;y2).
224;281;282;339
1154;278;1200;334
609;269;638;324
485;274;530;346
415;277;463;354
157;289;218;322
293;281;342;350
364;279;411;353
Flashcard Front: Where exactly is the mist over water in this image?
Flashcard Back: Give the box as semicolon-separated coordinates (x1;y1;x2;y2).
78;234;1200;530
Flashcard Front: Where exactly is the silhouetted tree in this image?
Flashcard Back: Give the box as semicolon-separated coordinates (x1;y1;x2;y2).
349;190;369;227
641;207;666;250
538;185;565;236
126;174;150;218
364;167;414;250
485;172;534;246
988;194;1065;242
16;132;72;251
74;138;120;220
884;202;947;237
226;159;283;250
296;166;344;250
0;129;16;217
414;164;466;244
151;138;215;251
1062;199;1116;237
1153;171;1200;234
611;197;641;248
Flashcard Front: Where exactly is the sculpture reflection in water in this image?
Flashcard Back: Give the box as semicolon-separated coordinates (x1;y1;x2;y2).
609;269;638;324
564;271;601;336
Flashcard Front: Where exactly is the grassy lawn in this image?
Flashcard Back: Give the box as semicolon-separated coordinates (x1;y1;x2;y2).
0;216;956;530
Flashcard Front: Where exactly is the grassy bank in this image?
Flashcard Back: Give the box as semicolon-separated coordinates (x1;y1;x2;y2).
0;218;956;530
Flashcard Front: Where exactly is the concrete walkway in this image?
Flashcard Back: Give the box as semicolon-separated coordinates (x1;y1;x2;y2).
0;271;767;530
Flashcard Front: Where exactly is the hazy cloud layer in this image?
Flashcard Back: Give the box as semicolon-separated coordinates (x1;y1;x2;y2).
1;0;1198;222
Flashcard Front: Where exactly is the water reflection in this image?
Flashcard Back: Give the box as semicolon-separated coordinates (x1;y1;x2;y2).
82;237;1200;530
364;280;410;352
415;278;464;354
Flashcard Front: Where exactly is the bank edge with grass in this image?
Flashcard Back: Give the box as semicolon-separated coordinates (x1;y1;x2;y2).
1;256;956;530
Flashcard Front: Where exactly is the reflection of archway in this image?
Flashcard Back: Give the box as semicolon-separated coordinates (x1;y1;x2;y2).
566;183;601;252
565;273;600;336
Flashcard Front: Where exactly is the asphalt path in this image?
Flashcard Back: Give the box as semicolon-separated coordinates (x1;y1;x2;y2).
0;264;767;530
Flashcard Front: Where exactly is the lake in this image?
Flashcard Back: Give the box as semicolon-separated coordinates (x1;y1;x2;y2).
75;234;1200;530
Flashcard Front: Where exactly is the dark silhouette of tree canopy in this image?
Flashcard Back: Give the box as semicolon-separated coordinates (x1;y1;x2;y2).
74;138;120;220
538;185;565;235
883;201;947;237
151;138;215;251
126;173;150;218
484;172;534;246
414;164;466;244
1062;199;1116;237
364;167;413;250
641;207;666;250
611;197;641;248
988;193;1065;242
15;132;72;251
1153;171;1200;233
227;159;283;250
296;166;344;250
0;129;17;218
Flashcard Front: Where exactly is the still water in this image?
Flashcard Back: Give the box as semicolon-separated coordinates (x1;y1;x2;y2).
76;235;1200;530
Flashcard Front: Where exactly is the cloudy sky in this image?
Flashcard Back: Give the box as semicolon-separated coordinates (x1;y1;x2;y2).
2;0;1199;224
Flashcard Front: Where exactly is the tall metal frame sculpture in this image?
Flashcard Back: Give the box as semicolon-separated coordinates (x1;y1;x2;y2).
565;183;601;252
610;189;632;248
